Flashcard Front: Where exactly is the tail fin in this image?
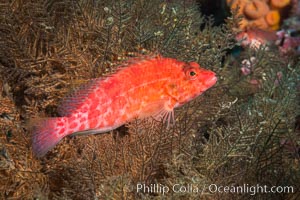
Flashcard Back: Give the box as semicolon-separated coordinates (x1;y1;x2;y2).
32;117;68;157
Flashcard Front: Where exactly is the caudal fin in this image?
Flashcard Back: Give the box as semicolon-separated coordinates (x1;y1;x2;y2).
32;117;68;157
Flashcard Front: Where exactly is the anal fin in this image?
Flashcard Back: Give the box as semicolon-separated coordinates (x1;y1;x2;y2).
69;126;120;136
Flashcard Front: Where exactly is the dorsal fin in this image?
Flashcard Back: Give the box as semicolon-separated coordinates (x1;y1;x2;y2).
58;53;163;117
57;78;103;116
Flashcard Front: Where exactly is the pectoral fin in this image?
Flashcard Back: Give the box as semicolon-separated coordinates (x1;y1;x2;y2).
153;108;175;128
139;100;175;127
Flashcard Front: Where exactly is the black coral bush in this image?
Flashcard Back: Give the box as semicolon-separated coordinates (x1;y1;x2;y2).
0;0;299;199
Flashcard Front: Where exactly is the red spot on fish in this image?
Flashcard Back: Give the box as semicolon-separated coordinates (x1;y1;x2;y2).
89;93;97;101
79;117;86;123
81;106;89;113
79;124;85;130
69;122;78;129
90;100;98;111
57;121;64;126
89;110;101;119
89;119;98;128
59;128;65;135
69;116;76;121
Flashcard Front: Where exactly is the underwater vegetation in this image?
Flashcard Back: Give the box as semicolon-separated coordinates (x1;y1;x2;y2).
0;0;299;199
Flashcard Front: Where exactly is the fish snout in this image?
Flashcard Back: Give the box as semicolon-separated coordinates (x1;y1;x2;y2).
205;75;217;87
198;70;217;87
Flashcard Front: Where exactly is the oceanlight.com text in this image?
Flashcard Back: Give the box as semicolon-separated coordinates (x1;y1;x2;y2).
208;184;294;196
136;183;294;196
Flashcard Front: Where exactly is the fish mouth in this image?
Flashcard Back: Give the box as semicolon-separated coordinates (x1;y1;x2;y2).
205;76;217;87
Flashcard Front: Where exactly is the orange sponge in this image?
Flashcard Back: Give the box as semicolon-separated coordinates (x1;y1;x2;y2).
228;0;292;31
265;10;281;26
244;0;270;19
249;17;269;29
270;0;291;8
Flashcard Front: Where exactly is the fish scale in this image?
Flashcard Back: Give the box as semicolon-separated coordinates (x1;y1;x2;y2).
32;55;217;157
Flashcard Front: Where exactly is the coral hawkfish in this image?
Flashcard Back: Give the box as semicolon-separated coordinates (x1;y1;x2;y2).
32;55;217;157
236;28;278;48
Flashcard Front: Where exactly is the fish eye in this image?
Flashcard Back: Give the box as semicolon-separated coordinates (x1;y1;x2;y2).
185;68;198;80
189;71;196;76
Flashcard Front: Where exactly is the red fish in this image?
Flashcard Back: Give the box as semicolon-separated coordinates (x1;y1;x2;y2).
236;28;278;49
32;55;217;157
